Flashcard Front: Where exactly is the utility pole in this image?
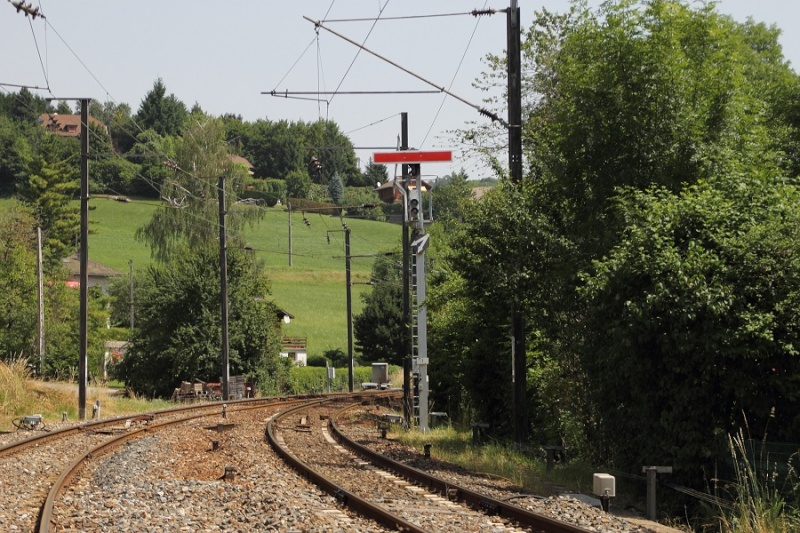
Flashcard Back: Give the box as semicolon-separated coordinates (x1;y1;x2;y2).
508;0;527;445
400;112;412;427
218;176;230;401
288;202;293;267
128;260;134;333
345;226;354;392
78;98;90;420
37;226;44;373
50;97;90;418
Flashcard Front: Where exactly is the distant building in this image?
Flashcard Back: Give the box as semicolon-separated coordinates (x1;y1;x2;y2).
62;253;122;294
37;113;108;138
280;336;307;366
229;154;255;176
375;177;431;204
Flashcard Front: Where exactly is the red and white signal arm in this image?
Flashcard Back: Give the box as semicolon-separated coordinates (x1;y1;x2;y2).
373;150;452;164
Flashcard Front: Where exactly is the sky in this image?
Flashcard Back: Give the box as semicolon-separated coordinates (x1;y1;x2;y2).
3;1;800;180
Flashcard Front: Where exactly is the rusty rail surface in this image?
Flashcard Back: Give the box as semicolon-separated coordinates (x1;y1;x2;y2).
265;393;427;533
28;394;330;532
39;412;207;532
329;402;594;533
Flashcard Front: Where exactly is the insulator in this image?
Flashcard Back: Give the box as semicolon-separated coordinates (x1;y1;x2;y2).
471;8;496;17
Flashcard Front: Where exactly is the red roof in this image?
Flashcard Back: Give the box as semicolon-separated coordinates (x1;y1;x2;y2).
37;113;107;137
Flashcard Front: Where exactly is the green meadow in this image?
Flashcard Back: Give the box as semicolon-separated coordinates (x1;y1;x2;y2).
4;197;402;356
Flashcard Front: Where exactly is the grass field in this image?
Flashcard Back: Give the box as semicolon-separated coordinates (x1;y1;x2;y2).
2;196;402;355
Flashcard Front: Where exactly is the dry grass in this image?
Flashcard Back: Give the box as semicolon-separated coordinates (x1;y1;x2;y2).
713;430;800;533
395;425;570;495
0;358;170;432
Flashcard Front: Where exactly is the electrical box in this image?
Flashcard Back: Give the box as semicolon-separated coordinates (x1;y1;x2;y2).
593;473;616;498
371;363;389;385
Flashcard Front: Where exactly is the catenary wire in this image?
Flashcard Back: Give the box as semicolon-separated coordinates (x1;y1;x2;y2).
420;0;489;149
328;0;390;108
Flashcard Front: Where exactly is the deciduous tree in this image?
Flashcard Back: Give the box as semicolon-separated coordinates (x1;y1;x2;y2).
119;246;281;397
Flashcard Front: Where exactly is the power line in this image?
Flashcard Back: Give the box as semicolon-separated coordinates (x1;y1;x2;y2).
302;16;507;127
328;0;390;107
320;10;497;23
420;0;490;149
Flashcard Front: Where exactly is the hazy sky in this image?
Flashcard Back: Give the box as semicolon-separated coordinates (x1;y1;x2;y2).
3;1;799;179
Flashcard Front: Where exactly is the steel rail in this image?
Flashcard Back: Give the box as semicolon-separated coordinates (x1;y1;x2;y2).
265;394;426;532
0;393;338;459
330;403;594;533
37;395;312;533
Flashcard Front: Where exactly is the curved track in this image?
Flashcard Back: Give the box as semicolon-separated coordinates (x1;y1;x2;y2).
0;395;312;532
267;394;594;533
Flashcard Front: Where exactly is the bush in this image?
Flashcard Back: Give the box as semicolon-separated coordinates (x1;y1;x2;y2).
241;178;285;207
306;354;328;367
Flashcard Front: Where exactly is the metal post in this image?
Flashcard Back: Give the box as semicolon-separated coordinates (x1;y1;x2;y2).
345;227;354;392
508;0;527;445
646;467;657;521
400;112;412;427
413;234;430;432
78;98;89;420
128;259;134;333
288;202;293;267
37;226;44;373
218;176;230;401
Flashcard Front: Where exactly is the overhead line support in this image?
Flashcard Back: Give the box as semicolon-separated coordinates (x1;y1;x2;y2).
302;16;508;127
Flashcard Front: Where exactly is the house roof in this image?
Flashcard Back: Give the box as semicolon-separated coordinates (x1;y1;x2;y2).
62;253;123;278
228;154;254;168
375;177;431;204
229;154;255;175
37;113;107;137
470;186;493;200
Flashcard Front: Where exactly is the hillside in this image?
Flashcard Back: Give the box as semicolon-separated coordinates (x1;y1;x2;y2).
4;197;401;356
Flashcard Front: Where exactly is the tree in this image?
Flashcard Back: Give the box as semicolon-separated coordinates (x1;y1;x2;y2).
303;120;360;186
430;170;472;224
285;169;312;200
118;245;281;397
136;116;260;262
0;116;33;195
42;284;110;382
90;100;136;154
16;134;80;268
353;253;404;365
87;121;139;195
327;173;344;206
237;119;303;180
524;0;800;476
360;159;389;189
134;78;188;137
442;0;800;477
6;87;46;124
126;129;177;198
430;182;570;436
0;203;38;360
581;182;800;479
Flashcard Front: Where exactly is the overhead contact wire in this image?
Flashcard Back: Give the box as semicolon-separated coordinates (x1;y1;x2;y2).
304;16;506;127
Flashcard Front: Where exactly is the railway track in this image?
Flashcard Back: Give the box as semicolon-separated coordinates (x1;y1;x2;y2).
0;395;366;532
0;392;654;532
268;394;611;533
